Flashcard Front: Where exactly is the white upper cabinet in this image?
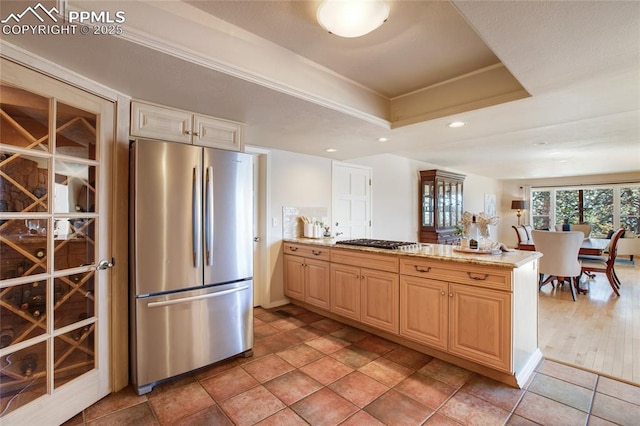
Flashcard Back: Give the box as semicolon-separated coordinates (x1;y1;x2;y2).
130;101;244;151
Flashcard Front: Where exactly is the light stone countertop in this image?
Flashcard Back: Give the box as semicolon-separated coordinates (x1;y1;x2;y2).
283;237;542;269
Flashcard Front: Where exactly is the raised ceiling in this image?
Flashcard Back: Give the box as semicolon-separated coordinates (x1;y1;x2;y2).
1;0;638;180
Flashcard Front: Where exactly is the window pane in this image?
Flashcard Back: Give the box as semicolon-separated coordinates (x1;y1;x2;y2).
54;161;96;214
620;186;640;233
54;327;95;389
0;84;50;152
0;280;48;346
54;271;95;330
54;220;96;271
532;190;551;229
0;151;49;213
55;102;97;161
583;188;613;237
555;190;580;226
0;341;48;416
0;218;49;278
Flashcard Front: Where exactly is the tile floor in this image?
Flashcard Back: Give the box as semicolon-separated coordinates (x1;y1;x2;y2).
64;304;640;426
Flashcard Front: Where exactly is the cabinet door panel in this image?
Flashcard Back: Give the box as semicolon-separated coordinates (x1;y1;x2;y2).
305;258;330;309
283;255;305;300
330;264;361;321
361;269;399;334
448;283;511;372
130;101;191;144
194;115;243;151
400;276;448;351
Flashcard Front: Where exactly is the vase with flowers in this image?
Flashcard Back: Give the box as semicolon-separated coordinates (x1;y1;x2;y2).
460;211;501;249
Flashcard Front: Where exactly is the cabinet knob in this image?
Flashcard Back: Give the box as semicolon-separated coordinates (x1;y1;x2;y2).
449;293;454;297
441;291;445;296
355;274;359;279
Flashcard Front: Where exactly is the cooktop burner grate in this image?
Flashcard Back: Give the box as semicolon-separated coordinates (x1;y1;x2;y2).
335;239;418;250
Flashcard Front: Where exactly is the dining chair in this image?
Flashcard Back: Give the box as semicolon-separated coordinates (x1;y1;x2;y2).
512;224;533;248
572;224;592;238
581;227;624;296
554;223;592;237
531;230;584;301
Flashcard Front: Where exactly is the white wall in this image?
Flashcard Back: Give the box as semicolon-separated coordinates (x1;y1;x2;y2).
266;148;332;305
350;154;503;242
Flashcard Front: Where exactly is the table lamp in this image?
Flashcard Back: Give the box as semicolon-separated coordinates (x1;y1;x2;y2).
511;200;527;225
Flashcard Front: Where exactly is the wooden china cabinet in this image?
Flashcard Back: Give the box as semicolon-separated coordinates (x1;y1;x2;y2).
419;170;465;244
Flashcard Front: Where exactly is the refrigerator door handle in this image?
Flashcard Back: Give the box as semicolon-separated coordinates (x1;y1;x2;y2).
146;285;250;308
205;166;214;266
192;166;202;268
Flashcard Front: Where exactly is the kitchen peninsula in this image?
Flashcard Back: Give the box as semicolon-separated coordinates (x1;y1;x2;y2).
283;238;542;389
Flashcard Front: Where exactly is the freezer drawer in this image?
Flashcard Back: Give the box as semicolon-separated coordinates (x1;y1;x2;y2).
131;280;253;394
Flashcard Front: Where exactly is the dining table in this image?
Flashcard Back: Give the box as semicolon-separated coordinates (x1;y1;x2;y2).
518;238;610;256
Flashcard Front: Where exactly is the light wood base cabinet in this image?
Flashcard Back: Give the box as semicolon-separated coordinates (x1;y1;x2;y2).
400;276;511;372
361;269;399;334
284;255;305;300
283;243;331;309
400;276;448;351
330;263;361;321
304;258;330;310
283;241;540;388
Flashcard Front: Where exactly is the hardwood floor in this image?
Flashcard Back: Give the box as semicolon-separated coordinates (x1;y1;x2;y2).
538;259;640;385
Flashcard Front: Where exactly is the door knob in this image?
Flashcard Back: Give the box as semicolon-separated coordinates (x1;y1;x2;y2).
96;258;114;270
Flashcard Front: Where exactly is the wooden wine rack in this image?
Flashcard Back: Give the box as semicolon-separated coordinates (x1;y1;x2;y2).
1;84;99;411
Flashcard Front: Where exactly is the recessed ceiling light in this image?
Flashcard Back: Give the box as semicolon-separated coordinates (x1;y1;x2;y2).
325;148;337;153
448;121;466;128
378;137;389;142
533;142;548;146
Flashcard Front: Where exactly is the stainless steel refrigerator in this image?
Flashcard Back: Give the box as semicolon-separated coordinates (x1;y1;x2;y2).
129;139;253;395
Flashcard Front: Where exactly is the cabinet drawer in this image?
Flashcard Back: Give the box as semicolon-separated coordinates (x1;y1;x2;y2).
283;243;330;261
400;258;511;291
331;249;399;273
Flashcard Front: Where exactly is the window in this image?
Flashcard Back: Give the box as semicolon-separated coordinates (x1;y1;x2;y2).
531;184;640;237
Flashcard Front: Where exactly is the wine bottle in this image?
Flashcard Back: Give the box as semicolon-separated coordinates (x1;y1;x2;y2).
21;353;38;376
468;215;480;249
0;328;14;349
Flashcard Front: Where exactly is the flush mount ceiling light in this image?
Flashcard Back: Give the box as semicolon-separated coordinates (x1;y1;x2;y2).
377;137;389;142
317;0;389;38
325;148;337;152
447;121;466;128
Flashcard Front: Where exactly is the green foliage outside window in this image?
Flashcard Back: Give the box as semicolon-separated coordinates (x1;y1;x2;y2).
531;185;639;237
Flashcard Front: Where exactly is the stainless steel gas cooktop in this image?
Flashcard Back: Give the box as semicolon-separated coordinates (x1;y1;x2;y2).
334;239;418;250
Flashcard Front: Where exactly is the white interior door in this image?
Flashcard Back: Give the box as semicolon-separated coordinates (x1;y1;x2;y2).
249;148;269;307
0;59;113;425
332;161;372;239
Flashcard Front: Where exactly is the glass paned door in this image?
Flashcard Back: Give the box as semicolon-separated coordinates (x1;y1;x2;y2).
0;59;112;423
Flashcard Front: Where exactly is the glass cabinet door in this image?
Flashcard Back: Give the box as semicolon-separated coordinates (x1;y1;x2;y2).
422;181;434;227
0;65;111;421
